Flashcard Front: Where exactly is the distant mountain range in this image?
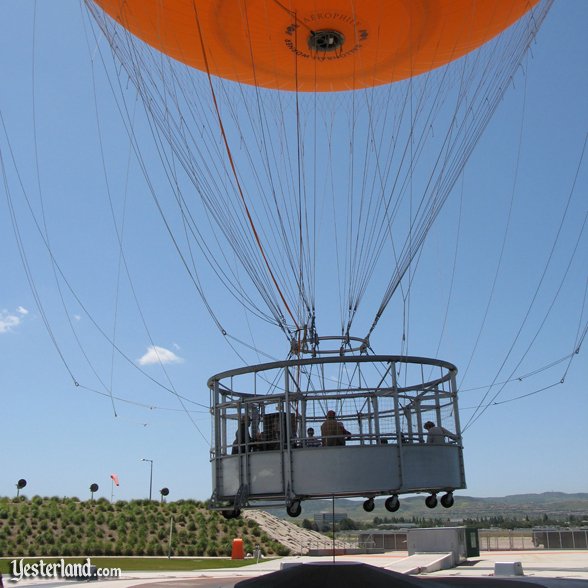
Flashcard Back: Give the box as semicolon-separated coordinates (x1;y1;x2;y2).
266;492;588;522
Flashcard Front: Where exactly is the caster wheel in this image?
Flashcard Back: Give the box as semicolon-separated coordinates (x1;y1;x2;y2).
441;493;454;508
363;498;375;512
221;508;241;519
385;495;400;512
425;494;438;509
287;500;302;517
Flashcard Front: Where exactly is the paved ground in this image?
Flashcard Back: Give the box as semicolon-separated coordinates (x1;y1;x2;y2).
8;551;588;588
427;551;588;580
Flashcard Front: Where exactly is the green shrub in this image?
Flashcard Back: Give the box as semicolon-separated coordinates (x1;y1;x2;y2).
15;533;27;545
275;544;291;556
0;497;291;558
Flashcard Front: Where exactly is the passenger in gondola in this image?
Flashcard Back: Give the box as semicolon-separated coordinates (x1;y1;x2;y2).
305;427;321;447
231;416;250;454
321;410;351;446
424;421;458;444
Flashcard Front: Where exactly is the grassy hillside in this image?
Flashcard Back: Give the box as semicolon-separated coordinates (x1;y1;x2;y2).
0;497;290;558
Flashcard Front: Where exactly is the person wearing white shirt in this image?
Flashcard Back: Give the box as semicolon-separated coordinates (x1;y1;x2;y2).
424;420;459;444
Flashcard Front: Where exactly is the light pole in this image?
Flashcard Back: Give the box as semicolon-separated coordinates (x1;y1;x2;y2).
141;458;153;501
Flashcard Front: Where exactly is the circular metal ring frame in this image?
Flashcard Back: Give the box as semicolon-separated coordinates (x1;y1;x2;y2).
208;354;457;397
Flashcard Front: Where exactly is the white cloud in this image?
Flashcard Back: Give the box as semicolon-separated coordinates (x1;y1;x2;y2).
0;310;21;333
16;306;29;315
138;345;184;366
73;314;82;321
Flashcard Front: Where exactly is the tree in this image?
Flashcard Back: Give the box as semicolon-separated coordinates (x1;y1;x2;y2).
339;518;358;531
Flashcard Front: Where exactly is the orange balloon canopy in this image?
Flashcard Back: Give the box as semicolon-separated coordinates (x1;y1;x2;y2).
92;0;540;91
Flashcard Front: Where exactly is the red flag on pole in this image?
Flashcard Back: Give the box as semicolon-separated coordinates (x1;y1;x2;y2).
110;474;119;486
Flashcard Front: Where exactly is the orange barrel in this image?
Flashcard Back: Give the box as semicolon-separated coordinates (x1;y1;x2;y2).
231;538;244;560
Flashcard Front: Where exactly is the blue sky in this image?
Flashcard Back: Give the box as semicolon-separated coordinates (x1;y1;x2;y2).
0;1;586;506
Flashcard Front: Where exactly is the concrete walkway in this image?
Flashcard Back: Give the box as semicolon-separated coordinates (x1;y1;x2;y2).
9;550;588;588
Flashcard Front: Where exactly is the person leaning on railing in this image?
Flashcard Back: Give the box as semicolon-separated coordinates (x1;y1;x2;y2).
424;420;459;444
321;410;351;446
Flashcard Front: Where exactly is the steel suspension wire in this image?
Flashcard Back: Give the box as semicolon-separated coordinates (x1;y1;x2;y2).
463;133;588;431
90;5;304;336
364;2;552;341
95;8;302;336
87;10;290;332
2;110;213;429
192;1;300;333
459;68;530;386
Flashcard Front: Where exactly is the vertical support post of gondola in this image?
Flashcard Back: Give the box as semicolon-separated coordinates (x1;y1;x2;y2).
450;368;466;488
416;398;424;441
250;373;258;442
220;380;226;455
300;398;307;444
372;395;380;443
213;380;223;501
243;401;250;493
391;362;404;488
434;383;442;426
450;369;462;440
391;360;402;441
404;405;413;442
284;366;293;501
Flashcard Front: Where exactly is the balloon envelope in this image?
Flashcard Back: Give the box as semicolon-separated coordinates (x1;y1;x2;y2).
92;0;540;91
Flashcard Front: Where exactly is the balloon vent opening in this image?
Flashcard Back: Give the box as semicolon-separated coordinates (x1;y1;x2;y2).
308;29;345;53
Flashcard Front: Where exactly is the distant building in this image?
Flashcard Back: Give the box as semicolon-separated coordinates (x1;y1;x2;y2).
314;512;348;526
